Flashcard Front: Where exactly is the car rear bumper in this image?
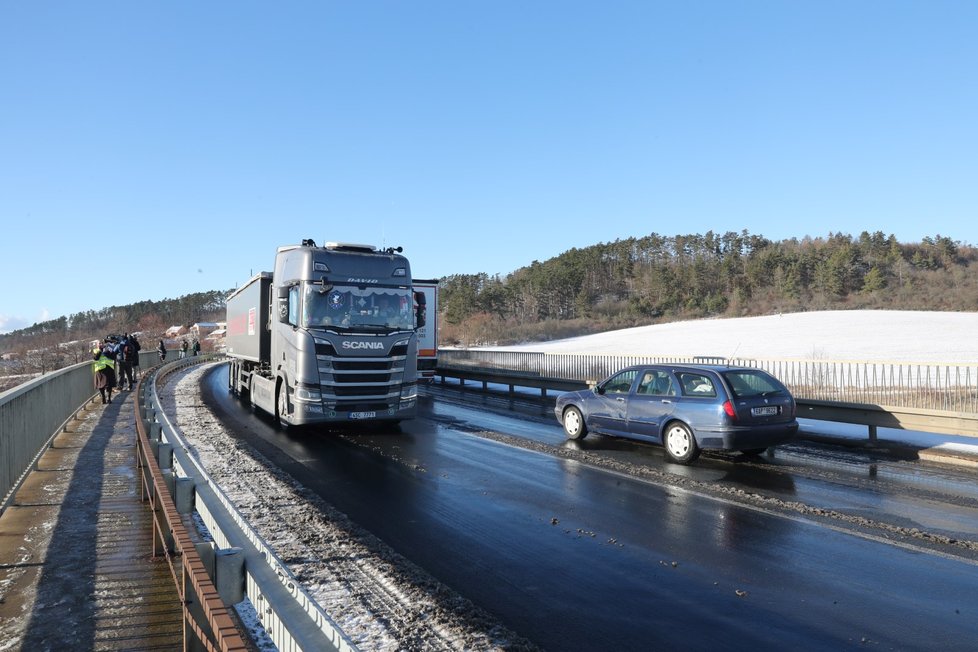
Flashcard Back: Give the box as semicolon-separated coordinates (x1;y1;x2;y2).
695;421;799;451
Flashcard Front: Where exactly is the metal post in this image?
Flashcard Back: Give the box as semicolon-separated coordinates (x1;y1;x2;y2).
175;477;195;514
215;548;245;605
159;442;173;470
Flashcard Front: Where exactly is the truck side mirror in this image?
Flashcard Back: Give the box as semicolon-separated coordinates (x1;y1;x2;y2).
414;291;426;329
276;285;290;324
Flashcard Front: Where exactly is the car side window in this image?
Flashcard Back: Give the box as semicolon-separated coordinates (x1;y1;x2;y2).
677;372;717;397
637;370;676;396
603;370;638;395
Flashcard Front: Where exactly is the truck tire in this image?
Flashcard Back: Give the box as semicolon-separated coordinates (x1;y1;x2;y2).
276;383;290;431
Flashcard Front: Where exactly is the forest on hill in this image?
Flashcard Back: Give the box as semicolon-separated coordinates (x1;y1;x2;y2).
0;289;229;380
1;230;975;373
435;230;976;345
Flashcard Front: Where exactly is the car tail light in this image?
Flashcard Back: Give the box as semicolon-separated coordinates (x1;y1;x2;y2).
722;400;737;421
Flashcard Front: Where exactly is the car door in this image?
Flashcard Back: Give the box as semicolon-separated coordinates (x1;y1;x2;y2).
589;369;640;435
626;369;678;438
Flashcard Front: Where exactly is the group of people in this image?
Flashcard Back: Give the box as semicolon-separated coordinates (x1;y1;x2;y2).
93;333;204;405
155;337;201;362
178;338;201;358
91;332;141;404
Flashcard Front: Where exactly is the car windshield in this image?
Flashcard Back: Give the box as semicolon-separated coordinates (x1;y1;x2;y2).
302;284;414;331
722;370;787;398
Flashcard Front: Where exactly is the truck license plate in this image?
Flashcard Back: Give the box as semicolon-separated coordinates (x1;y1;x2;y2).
751;406;779;416
350;411;377;420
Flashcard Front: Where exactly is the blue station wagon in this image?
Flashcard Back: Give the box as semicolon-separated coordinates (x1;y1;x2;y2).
554;364;799;464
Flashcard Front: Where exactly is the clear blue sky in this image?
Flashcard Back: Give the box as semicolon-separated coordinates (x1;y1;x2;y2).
2;2;976;333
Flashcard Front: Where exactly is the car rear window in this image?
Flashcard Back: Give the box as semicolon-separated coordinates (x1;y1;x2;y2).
722;370;787;398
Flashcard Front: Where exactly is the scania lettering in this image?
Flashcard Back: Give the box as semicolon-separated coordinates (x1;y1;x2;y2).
225;239;427;427
342;341;385;350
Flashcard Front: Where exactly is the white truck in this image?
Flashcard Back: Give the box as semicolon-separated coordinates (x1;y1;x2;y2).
225;239;427;427
412;279;438;381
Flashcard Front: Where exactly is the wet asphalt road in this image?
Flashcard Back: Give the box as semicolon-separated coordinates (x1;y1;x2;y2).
200;366;978;651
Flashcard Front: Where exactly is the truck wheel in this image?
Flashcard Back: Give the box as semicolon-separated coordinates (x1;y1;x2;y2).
276;385;290;430
663;421;700;465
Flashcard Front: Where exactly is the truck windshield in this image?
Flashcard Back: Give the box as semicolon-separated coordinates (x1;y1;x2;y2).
302;284;415;331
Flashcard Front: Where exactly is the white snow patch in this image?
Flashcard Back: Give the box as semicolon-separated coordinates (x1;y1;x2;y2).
486;310;978;363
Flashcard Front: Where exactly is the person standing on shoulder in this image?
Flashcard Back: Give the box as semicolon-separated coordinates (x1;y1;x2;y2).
92;340;117;404
157;339;167;362
129;332;142;380
116;334;135;390
192;338;200;356
180;339;188;358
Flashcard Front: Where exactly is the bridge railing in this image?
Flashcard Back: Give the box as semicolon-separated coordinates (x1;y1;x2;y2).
0;360;96;511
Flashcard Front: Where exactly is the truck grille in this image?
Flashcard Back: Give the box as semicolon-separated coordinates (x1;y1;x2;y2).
313;336;410;407
333;360;391;371
333;385;392;397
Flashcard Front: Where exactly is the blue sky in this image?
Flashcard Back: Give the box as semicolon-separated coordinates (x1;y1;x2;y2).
2;1;976;333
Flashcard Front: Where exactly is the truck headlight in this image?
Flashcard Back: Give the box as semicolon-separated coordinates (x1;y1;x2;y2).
294;386;322;402
400;384;417;401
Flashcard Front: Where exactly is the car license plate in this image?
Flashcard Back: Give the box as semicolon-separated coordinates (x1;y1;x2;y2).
752;406;779;416
350;411;376;420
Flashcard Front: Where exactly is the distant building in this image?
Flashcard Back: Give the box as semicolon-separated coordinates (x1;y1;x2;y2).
205;323;227;352
190;322;220;341
165;325;188;338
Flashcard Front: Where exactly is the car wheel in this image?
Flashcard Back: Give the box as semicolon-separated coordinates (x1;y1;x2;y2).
562;406;588;440
664;422;700;464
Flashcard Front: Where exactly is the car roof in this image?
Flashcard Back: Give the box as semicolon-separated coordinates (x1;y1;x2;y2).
620;363;758;374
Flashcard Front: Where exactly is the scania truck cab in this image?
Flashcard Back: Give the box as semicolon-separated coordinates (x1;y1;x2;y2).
226;239;425;427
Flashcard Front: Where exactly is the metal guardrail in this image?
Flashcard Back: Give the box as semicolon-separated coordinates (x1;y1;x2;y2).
437;350;978;440
0;359;107;512
0;350;166;513
141;355;358;652
134;364;248;652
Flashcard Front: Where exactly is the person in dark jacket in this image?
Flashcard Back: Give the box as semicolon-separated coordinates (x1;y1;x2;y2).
116;334;135;390
129;332;142;380
157;339;167;362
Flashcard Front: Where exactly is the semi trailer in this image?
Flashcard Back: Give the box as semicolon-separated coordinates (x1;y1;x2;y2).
412;279;438;381
225;239;427;427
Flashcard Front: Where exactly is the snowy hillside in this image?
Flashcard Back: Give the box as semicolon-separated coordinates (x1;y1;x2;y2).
491;310;978;364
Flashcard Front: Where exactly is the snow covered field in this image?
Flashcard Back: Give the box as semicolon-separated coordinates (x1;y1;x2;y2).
491;310;978;363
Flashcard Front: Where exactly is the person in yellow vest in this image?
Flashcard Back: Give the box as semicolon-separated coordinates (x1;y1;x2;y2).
92;339;118;404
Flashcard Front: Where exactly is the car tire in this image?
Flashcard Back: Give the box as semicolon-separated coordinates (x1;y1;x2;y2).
562;406;588;440
664;421;700;464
